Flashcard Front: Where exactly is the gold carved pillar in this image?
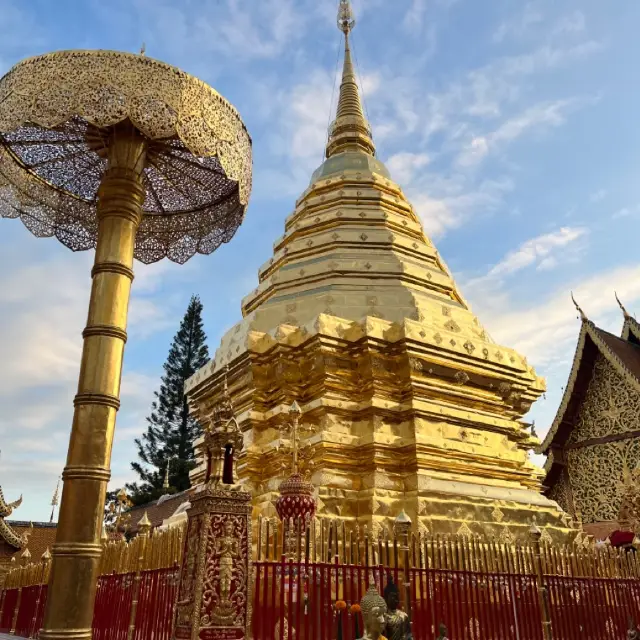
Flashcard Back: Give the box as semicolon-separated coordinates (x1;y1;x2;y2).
41;128;146;640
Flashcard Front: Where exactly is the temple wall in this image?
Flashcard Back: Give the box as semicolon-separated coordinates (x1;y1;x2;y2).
547;468;574;518
565;354;640;524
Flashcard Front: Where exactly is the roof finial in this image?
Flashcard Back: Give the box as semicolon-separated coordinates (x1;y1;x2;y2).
49;476;60;523
570;291;587;322
326;0;375;159
162;460;170;490
615;291;631;320
337;0;356;35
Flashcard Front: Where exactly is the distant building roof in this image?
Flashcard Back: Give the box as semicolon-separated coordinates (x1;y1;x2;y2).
126;489;194;535
4;521;57;562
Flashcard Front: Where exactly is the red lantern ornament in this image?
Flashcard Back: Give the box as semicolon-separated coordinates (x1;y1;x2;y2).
275;473;317;522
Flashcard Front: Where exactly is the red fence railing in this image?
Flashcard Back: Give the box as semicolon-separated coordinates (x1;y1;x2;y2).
5;559;640;638
92;572;135;640
252;560;640;640
546;574;640;638
133;567;180;640
0;566;180;640
0;586;19;633
410;568;542;640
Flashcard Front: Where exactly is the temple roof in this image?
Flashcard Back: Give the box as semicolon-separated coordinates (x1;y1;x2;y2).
622;315;640;345
0;488;29;550
539;315;640;461
5;521;56;560
126;489;193;535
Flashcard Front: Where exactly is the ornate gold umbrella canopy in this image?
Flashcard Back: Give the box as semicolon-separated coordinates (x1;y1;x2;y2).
0;49;252;640
0;49;252;262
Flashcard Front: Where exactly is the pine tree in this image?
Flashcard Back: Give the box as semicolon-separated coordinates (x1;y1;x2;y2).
127;295;210;505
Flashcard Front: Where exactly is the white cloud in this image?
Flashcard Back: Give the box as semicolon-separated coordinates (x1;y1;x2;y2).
613;205;640;219
463;262;640;440
457;99;587;167
493;7;586;45
457;136;490;167
475;264;640;368
492;3;543;44
134;0;307;63
589;189;607;203
386;152;430;184
0;240;180;518
458;42;603;121
484;227;589;279
255;68;333;196
551;11;586;37
408;177;513;237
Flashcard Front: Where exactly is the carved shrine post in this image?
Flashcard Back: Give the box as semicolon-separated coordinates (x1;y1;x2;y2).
174;485;252;640
174;386;251;640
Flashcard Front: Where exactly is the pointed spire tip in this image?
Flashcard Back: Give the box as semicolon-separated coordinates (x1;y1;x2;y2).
337;0;356;35
570;291;587;322
615;291;631;320
325;0;375;159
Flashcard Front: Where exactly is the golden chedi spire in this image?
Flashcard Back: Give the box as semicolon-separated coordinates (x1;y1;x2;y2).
326;0;375;158
186;0;573;543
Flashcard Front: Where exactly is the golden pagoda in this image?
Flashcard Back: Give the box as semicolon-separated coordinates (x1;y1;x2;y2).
185;0;573;541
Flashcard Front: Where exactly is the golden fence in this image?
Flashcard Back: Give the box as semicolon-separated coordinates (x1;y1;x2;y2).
5;515;640;588
3;560;51;590
99;523;185;574
4;522;185;589
256;515;640;579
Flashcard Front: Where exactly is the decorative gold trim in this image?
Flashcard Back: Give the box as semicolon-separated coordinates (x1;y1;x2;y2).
538;320;589;453
622;316;640;343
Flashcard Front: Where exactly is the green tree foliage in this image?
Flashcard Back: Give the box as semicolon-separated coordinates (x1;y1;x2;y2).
127;295;209;505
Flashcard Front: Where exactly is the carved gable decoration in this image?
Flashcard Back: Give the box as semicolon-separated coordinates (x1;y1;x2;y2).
569;354;640;445
556;351;640;525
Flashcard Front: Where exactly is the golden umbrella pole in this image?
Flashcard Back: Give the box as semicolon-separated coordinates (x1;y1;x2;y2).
0;50;252;640
42;127;146;639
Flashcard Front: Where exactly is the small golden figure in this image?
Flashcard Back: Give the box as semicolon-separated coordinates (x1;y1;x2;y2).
215;520;239;607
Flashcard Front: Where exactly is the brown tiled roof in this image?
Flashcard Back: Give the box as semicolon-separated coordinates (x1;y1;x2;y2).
595;327;640;382
127;489;194;534
7;522;57;562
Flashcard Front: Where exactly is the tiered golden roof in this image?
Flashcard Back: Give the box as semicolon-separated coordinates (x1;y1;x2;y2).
186;1;573;541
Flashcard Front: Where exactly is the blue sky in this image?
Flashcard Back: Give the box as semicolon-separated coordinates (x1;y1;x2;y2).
1;0;640;522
